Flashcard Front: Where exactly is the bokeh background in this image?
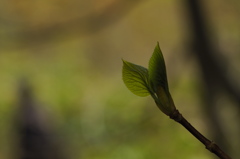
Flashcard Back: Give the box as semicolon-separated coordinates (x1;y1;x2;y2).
0;0;240;159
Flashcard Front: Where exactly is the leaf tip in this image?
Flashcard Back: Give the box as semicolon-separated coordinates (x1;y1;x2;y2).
155;41;162;53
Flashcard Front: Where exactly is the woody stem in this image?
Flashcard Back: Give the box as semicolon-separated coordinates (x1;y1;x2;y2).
169;109;231;159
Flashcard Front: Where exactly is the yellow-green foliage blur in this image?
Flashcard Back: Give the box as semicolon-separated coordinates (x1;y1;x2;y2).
1;0;240;159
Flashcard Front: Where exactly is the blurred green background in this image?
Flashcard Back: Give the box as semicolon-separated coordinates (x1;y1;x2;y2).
0;0;240;159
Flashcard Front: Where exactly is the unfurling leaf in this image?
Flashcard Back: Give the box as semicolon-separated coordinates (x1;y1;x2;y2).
121;42;176;116
122;60;151;97
148;42;169;93
148;42;176;115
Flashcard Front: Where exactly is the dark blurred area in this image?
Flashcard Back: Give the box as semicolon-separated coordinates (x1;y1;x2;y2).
0;0;240;159
14;79;65;159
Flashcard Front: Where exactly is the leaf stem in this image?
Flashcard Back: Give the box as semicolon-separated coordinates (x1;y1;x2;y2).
169;109;232;159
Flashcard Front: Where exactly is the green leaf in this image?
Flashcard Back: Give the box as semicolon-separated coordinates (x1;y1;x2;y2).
122;60;151;97
148;42;169;93
148;42;176;115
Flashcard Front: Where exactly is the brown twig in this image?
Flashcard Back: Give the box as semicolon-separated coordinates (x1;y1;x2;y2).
169;109;232;159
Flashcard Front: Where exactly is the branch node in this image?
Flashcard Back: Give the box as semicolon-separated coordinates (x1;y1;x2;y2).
169;109;182;122
205;141;216;151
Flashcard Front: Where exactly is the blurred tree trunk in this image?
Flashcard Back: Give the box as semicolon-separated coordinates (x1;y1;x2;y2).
14;80;65;159
183;0;240;156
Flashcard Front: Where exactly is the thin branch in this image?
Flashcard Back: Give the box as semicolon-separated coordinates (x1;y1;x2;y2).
170;109;232;159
